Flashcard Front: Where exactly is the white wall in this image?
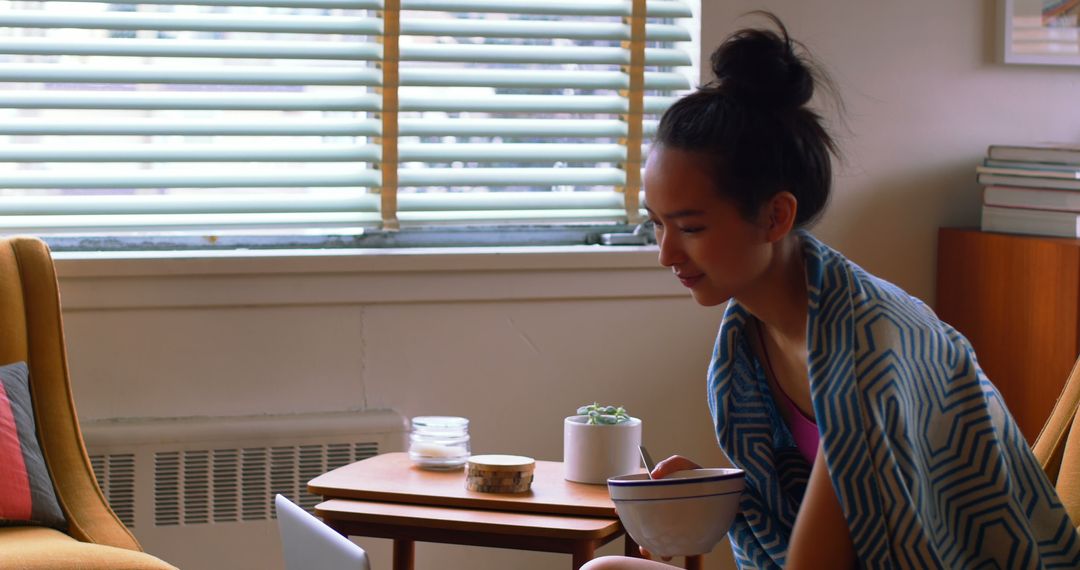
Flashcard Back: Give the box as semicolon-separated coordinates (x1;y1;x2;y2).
700;1;1079;303
55;2;1079;569
57;249;733;569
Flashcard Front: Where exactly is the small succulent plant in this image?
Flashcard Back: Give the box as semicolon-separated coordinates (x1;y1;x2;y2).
576;403;631;425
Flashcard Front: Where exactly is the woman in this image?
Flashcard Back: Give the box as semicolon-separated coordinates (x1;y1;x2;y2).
585;13;1079;570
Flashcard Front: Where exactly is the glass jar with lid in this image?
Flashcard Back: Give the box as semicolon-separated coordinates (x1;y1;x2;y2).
408;416;470;470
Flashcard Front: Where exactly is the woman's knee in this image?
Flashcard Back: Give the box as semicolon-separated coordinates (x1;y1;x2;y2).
579;556;673;570
580;556;630;570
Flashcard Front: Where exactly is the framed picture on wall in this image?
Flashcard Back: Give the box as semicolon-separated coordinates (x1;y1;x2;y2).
999;0;1080;65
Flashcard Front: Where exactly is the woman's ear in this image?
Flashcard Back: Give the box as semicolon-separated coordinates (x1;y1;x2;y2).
765;191;798;242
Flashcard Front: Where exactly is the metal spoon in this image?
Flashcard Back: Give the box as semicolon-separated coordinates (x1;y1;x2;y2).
638;445;656;479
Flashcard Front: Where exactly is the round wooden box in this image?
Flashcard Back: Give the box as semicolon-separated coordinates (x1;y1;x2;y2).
465;454;535;494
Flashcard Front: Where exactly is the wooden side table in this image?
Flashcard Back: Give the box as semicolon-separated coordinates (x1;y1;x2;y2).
309;453;704;570
316;499;628;570
936;228;1080;442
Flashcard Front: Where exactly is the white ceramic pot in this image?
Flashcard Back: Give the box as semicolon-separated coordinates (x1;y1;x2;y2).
563;415;642;484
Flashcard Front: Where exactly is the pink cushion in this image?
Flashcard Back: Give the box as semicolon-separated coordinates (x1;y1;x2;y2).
0;362;66;529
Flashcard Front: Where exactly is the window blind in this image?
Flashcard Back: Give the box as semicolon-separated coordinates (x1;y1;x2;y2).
0;0;695;237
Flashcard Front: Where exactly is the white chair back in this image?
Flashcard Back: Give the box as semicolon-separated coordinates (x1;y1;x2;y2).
275;494;370;570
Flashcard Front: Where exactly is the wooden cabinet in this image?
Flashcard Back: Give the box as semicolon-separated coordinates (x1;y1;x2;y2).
936;228;1079;444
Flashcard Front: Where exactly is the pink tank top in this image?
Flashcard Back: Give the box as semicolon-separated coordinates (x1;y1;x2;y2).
756;323;820;465
776;382;819;464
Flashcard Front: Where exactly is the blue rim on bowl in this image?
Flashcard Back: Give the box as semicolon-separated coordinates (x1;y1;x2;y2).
611;489;745;502
608;469;744;487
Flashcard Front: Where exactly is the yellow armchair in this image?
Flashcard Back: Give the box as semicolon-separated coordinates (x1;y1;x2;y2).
0;236;175;569
1033;354;1080;527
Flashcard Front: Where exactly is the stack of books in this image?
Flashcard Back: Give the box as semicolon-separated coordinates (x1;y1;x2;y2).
978;144;1080;238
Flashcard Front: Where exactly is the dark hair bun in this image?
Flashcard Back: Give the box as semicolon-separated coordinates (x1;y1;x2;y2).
654;11;839;229
710;15;813;111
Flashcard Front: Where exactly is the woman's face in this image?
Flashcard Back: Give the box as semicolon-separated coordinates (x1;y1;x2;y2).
643;146;772;307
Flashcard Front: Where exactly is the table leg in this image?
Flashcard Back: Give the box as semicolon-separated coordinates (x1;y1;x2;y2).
571;540;597;570
393;538;415;570
624;534;641;558
684;554;703;570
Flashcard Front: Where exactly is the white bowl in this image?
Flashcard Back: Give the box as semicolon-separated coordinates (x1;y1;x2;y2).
608;469;745;558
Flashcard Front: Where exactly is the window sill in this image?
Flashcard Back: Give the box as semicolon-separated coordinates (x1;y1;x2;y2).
53;244;660;277
53;245;683;309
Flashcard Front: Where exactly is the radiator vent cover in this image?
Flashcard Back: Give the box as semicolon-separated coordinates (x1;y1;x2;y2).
144;442;376;526
90;453;136;528
83;411;406;530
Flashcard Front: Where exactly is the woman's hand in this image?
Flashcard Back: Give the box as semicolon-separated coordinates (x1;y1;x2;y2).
637;455;703;561
650;454;701;479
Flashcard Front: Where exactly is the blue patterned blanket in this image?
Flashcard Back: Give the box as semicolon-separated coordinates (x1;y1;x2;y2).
708;232;1080;568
